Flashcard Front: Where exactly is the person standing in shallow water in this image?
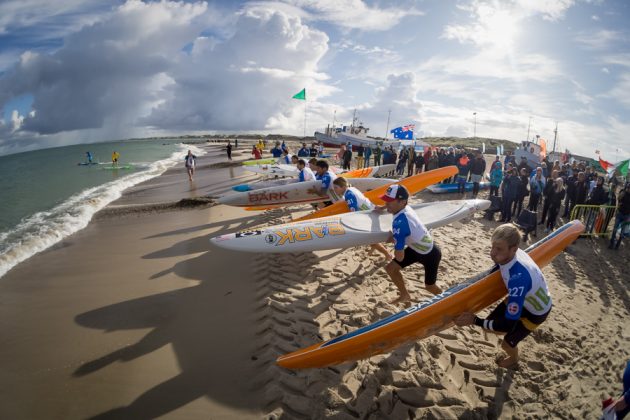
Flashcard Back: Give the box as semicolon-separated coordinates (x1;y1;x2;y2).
226;141;232;161
184;150;196;181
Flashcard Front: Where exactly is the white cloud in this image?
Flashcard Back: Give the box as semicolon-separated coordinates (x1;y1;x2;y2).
602;73;630;108
0;0;112;42
514;0;575;21
419;51;563;84
141;6;331;133
0;1;208;137
278;0;424;31
575;29;624;50
443;0;576;51
602;53;630;68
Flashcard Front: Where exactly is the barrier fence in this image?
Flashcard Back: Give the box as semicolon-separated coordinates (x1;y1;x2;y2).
569;205;617;237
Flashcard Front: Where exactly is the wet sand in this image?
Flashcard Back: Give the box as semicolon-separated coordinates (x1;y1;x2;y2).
0;142;628;419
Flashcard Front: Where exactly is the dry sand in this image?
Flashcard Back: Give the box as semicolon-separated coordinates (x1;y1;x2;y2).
0;142;628;419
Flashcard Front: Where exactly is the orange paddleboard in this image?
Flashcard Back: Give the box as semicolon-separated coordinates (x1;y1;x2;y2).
294;166;458;222
276;220;584;369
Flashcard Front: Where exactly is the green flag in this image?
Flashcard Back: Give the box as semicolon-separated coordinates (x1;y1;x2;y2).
292;88;306;100
617;159;629;176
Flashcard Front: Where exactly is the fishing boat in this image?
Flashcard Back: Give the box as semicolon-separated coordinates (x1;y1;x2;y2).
314;110;400;150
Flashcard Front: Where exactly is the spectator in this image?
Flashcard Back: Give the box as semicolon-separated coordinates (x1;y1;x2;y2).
374;144;382;166
539;170;559;225
528;167;545;211
414;150;425;174
470;151;486;198
545;178;566;232
609;183;630;250
489;161;503;197
512;168;530;218
501;169;521;222
356;144;365;169
342;145;352;170
364;144;372;168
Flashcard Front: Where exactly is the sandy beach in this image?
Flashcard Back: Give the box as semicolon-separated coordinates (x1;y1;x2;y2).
0;142;628;419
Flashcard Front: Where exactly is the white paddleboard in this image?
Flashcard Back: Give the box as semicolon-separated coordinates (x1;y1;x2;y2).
218;177;397;207
210;199;490;252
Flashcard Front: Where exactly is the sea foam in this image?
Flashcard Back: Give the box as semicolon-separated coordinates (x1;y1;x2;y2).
0;143;206;279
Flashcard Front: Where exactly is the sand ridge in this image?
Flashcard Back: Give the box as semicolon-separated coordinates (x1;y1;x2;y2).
0;141;627;419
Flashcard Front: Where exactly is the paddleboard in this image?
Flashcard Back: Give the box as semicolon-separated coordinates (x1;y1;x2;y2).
77;162;99;166
294;166;459;222
244;163;298;177
218;178;397;207
101;165;133;170
243;158;277;166
427;182;490;194
275;220;584;369
232;164;398;192
232;178;297;192
342;164;396;178
211;199;490;253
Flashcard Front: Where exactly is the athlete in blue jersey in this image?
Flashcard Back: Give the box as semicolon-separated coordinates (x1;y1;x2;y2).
455;223;553;368
332;177;392;261
379;184;443;305
297;159;315;182
309;160;338;208
270;142;283;158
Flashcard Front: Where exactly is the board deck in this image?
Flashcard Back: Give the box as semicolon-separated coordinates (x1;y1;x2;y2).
294;166;458;222
276;220;584;369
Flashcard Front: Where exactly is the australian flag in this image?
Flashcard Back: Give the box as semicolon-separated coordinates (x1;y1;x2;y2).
391;124;415;139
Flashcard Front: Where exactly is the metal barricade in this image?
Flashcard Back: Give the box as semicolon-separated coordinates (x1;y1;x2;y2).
569;205;617;237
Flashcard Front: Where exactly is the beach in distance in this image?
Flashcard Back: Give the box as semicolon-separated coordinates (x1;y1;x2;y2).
0;141;628;419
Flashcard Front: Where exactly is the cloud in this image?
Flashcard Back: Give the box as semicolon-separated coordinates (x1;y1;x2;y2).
278;0;424;31
602;53;630;68
0;1;208;137
575;29;625;50
602;73;630;109
141;5;330;133
514;0;575;21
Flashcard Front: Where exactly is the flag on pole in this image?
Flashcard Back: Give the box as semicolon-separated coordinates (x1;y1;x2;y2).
599;157;614;172
601;157;629;177
539;138;547;159
391;124;415;139
292;88;306;100
617;159;629;176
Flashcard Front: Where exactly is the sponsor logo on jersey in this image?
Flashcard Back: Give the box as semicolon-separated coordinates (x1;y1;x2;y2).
507;302;519;315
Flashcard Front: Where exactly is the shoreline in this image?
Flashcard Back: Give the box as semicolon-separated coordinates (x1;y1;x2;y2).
0;143;628;419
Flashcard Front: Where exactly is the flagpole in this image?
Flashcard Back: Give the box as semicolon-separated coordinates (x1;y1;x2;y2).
304;100;307;137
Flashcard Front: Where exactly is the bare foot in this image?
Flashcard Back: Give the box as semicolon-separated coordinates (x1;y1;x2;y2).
496;355;519;369
425;284;443;295
389;295;411;306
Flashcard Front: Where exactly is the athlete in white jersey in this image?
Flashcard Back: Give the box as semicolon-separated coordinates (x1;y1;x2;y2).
379;184;443;304
455;224;553;368
332;177;392;262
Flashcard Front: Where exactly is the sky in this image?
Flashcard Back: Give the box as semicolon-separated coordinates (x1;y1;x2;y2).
0;0;629;161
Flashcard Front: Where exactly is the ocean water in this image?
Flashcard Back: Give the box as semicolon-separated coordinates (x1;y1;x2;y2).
0;139;206;278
